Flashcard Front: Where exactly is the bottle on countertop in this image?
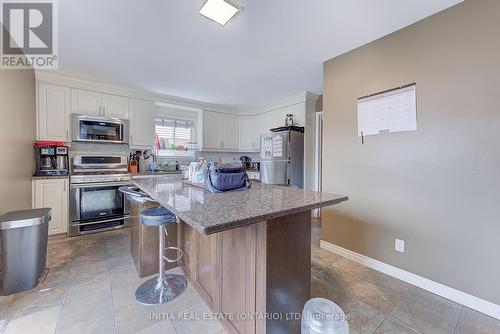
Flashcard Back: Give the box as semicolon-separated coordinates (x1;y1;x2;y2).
129;153;138;174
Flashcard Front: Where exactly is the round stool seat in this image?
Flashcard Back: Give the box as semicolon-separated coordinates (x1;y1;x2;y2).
126;194;150;205
140;206;176;227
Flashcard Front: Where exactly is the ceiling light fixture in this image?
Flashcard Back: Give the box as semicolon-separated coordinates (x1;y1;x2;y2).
199;0;240;26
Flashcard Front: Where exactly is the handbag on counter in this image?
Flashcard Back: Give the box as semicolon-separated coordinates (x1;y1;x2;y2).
204;161;251;193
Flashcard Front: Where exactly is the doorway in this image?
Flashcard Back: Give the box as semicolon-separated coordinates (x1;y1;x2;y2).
313;112;323;218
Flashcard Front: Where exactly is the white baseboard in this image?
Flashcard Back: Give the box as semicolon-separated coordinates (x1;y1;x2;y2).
320;240;500;320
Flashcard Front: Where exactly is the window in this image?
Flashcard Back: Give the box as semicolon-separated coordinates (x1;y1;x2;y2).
155;118;195;157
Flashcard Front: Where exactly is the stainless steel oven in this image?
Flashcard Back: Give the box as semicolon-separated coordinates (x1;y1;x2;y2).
69;155;132;237
72;114;129;144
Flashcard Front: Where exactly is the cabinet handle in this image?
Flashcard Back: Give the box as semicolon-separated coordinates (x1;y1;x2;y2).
63;181;66;192
66;130;69;140
102;105;105;116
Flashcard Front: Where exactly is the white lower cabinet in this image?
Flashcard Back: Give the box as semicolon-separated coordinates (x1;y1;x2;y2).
32;178;69;235
129;99;155;149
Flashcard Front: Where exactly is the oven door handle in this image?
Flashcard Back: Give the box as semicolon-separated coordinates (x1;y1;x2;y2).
70;215;132;226
70;181;132;189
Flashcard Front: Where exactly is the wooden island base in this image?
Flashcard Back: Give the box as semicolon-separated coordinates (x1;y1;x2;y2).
177;211;312;334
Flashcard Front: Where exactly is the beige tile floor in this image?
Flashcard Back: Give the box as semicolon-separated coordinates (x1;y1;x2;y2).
310;221;500;334
0;222;498;334
0;228;223;334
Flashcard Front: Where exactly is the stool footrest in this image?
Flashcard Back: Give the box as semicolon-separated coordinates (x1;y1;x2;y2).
164;247;183;263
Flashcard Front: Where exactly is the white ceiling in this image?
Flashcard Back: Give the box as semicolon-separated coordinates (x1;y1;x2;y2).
57;0;462;109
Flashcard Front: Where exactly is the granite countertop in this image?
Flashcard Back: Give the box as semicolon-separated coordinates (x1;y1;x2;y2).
32;175;69;180
132;177;348;235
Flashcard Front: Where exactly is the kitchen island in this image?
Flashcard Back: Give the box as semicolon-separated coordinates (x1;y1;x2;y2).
132;177;347;334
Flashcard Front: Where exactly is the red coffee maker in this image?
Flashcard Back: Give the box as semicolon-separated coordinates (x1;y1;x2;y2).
34;142;69;176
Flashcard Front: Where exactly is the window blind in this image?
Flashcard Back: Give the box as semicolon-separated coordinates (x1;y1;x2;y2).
155;118;194;148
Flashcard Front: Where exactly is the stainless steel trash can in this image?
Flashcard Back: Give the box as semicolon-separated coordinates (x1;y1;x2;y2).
0;208;51;295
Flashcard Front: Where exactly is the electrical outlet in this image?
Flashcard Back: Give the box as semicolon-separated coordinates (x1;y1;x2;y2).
395;239;405;253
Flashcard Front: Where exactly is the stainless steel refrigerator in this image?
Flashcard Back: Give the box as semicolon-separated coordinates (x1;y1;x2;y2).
260;130;304;188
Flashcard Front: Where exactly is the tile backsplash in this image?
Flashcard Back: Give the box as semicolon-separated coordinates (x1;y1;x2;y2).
199;151;260;163
69;142;130;156
69;142;260;165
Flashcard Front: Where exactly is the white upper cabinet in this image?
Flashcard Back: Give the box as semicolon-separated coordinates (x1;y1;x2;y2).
272;110;285;128
129;99;155;149
202;111;240;151
71;89;129;119
252;116;263;151
271;106;305;127
248;108;305;150
238;115;261;151
101;94;129;118
222;114;239;150
202;111;223;150
71;89;101;116
250;109;305;151
203;110;288;152
259;111;274;132
238;116;254;150
37;83;70;142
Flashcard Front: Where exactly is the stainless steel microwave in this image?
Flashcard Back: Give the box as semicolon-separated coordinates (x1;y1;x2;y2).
72;114;129;144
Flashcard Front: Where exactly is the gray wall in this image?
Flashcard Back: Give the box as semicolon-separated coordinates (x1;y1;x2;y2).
322;0;500;304
0;69;36;215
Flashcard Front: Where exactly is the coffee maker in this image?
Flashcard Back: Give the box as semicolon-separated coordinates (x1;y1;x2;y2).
239;156;252;169
34;142;69;176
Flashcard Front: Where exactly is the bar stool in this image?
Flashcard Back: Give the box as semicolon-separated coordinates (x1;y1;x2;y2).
135;206;187;305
